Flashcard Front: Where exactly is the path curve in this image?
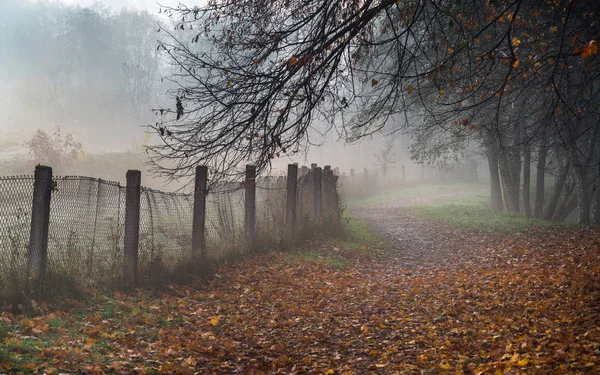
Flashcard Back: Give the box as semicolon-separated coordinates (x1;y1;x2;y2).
351;186;500;272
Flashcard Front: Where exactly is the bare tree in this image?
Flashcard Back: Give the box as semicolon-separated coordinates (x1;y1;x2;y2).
149;0;600;196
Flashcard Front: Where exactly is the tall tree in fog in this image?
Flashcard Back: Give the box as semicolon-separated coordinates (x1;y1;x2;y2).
115;10;163;123
150;1;598;172
151;0;600;223
0;0;166;143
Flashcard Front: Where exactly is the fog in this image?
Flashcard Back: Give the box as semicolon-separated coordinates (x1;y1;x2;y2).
0;0;469;190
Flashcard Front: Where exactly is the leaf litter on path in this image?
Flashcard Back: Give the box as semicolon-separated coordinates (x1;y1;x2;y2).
0;208;598;374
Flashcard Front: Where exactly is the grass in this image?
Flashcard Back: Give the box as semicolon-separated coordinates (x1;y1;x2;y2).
345;182;487;209
406;191;562;233
346;181;566;234
290;212;393;270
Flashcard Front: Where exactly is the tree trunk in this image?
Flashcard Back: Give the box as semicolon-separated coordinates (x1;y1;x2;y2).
552;179;575;221
543;161;570;221
522;128;532;217
594;161;600;225
486;145;503;212
568;122;600;225
534;135;548;218
498;152;520;212
555;193;578;222
573;165;592;225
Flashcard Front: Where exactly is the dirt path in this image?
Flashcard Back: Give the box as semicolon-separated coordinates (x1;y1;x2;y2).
3;187;598;374
351;186;500;272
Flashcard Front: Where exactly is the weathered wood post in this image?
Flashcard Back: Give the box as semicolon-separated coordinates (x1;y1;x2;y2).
285;164;298;246
313;167;322;224
192;165;208;255
27;165;53;293
244;165;256;249
124;170;141;289
311;163;317;170
300;165;309;177
323;166;331;223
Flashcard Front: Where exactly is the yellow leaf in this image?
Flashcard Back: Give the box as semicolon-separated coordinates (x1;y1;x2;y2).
209;316;220;326
512;59;520;69
439;361;452;370
226;80;231;87
407;85;415;93
534;62;542;68
517;358;529;367
327;370;335;374
439;89;445;95
512;37;521;46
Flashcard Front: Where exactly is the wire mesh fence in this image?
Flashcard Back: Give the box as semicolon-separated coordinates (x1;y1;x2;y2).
0;176;34;303
0;165;343;304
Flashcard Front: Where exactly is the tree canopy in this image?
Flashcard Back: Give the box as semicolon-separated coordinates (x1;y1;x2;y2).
150;0;599;183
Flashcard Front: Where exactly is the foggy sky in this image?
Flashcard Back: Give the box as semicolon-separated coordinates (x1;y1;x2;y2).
57;0;179;11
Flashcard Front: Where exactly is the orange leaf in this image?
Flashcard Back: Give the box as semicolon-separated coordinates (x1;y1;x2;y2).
577;40;598;59
290;56;298;65
371;79;379;86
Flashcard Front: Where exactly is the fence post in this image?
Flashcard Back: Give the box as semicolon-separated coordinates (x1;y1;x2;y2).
323;166;331;222
313;167;322;223
285;164;298;246
124;170;141;289
300;165;308;177
27;165;53;293
244;165;256;249
192;165;208;255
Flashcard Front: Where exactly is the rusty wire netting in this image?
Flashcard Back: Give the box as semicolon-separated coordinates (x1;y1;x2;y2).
256;176;287;245
0;169;342;301
48;176;125;291
0;176;34;301
139;188;193;271
205;182;245;258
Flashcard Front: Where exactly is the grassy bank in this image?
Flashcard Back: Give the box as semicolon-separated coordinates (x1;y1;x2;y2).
406;192;563;233
346;182;565;234
345;182;487;209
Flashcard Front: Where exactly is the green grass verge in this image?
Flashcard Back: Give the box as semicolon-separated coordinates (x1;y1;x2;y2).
406;192;561;233
345;182;487;209
291;214;393;269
